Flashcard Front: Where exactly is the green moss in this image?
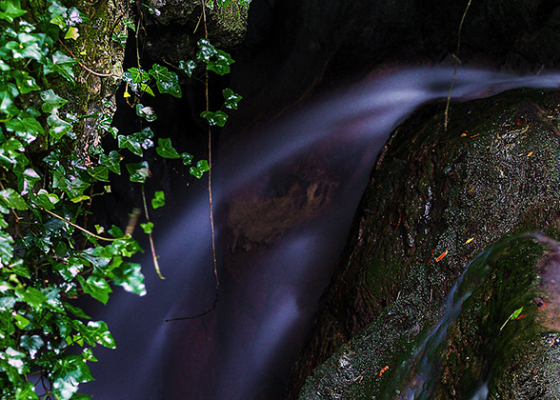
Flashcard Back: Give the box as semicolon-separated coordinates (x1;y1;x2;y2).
299;89;560;399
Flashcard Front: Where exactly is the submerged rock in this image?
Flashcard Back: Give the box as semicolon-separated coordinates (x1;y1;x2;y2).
291;88;560;399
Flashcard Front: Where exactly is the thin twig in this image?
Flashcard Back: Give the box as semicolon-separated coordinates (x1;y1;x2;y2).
166;0;219;322
141;184;165;279
444;0;473;131
57;39;114;77
42;208;127;242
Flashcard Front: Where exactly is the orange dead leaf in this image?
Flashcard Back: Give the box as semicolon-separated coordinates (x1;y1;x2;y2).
465;238;474;244
378;365;389;377
527;151;533;157
516;314;527;320
436;250;448;262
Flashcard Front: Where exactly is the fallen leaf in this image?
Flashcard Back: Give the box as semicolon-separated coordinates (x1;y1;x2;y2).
436;250;448;262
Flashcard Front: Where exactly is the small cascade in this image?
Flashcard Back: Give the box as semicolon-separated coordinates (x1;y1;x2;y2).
83;68;560;400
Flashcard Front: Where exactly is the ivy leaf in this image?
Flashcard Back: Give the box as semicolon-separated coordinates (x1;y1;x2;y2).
0;230;14;265
0;0;27;23
196;38;218;62
127;67;149;84
126;162;150;183
85;321;115;348
222;87;242;110
4;116;44;143
13;313;29;329
63;302;90;319
41;89;68;113
140;222;153;234
0;188;28;211
151;191;165;209
178;60;197;77
135;103;157;122
11;70;40;94
111;261;146;296
0;137;24;166
206;50;234;76
99;150;122;174
31;189;59;210
180;152;193;166
64;26;79;40
148;64;181;98
76;275;112;305
0;82;20;115
87;166;109;182
16;286;47;310
190;160;210;179
44;51;77;84
155;138;180;159
200;110;228;127
47;111;72;139
118;128;154;157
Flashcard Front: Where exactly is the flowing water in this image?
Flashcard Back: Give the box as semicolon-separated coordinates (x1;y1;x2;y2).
83;67;560;399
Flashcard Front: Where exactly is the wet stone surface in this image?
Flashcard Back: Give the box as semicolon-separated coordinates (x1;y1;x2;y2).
293;88;560;399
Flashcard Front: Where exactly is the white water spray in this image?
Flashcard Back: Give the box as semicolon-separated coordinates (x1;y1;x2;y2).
83;67;560;400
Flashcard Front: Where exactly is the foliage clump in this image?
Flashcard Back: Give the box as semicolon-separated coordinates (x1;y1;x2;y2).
0;0;245;397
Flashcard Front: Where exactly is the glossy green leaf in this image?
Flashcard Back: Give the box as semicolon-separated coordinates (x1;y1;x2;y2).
152;190;165;209
126;162;150;183
155;138;180;159
44;51;77;84
180;152;193;166
222;87;242;110
118;127;154;157
0;0;27;23
148;64;181;98
47;111;72;139
196;38;218;62
87;165;109;182
206;50;234;76
11;70;40;94
76;275;112;305
200;110;228;127
178;59;197;77
0;188;28;211
19;334;44;359
140;222;153;234
17;286;47;309
14;313;29;329
135;103;157;122
189;159;210;179
86;321;115;348
99;150;122;174
4;116;44;143
31;189;59;210
0;231;14;264
41;89;68;113
111;260;146;296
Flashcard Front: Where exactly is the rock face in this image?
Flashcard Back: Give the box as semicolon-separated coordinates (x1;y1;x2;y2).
289;89;560;398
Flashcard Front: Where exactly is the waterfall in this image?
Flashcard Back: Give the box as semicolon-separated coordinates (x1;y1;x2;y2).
83;67;560;399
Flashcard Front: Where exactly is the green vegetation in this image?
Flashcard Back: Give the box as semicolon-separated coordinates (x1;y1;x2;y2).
0;0;243;398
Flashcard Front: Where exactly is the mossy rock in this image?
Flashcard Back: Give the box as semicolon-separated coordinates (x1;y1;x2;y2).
294;88;560;399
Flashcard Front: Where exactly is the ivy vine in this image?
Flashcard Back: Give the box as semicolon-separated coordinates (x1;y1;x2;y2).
0;0;245;398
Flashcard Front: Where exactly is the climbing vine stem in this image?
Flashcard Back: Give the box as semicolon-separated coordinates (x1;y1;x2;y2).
444;0;473;131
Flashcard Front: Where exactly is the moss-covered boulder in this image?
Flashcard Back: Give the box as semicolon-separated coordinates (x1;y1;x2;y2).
291;89;560;399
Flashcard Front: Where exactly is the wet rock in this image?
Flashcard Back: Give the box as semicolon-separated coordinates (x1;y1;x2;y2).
290;88;560;399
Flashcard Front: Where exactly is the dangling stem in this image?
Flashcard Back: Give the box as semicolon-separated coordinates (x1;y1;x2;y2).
444;0;473;131
166;0;219;322
141;184;165;279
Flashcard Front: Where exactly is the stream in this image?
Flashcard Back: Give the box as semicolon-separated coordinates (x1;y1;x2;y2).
83;67;560;399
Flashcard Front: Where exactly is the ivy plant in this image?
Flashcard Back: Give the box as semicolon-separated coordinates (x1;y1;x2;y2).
0;1;145;399
0;0;245;397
